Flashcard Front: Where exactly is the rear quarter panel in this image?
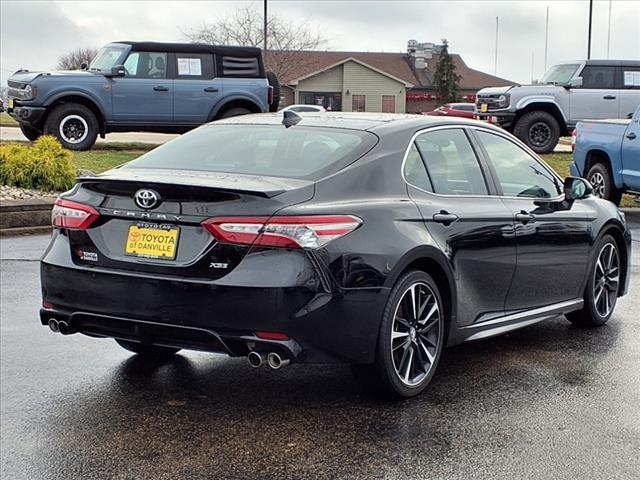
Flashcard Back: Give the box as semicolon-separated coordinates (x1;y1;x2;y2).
573;120;627;187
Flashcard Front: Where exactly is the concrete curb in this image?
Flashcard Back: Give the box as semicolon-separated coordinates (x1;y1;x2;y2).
0;199;54;236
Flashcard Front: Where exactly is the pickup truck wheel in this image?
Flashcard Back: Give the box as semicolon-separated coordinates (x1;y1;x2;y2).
219;107;252;119
513;111;560;154
586;163;622;205
44;103;98;151
19;124;42;142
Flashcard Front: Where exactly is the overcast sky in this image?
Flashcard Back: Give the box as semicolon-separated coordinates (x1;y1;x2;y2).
1;0;639;86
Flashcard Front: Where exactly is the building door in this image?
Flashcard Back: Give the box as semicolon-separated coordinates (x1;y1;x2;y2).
382;95;396;113
352;95;366;112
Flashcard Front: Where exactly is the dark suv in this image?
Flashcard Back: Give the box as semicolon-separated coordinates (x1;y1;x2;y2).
6;41;280;150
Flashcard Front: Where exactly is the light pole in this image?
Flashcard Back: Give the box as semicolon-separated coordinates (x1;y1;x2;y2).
263;0;268;52
494;16;499;75
587;0;593;59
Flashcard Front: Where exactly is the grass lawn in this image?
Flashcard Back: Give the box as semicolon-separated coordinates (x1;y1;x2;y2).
0;112;19;127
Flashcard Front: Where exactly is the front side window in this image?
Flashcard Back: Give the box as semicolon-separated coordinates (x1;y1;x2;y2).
580;66;616;89
123;52;167;78
124;125;377;181
453;105;474;112
476;131;560;198
414;129;488;195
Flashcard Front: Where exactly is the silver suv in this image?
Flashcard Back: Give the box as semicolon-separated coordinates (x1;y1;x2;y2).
475;60;640;153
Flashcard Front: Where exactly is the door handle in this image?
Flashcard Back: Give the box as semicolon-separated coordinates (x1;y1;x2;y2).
432;211;459;225
204;87;219;92
603;95;616;100
153;86;169;91
626;132;637;140
515;211;535;224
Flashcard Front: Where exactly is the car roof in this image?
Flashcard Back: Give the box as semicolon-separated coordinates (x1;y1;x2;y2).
574;60;640;67
110;41;261;58
212;111;503;134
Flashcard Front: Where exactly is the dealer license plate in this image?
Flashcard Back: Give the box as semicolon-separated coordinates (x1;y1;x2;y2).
8;98;14;109
480;103;488;113
125;224;179;260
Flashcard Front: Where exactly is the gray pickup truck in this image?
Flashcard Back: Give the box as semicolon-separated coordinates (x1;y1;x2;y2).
6;41;280;150
475;60;640;154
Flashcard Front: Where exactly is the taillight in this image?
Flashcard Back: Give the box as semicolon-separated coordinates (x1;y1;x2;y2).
201;215;362;249
268;85;274;105
571;128;577;152
51;198;99;229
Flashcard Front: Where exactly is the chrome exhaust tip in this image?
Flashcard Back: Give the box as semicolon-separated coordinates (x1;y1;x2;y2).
48;318;60;333
58;320;70;335
247;351;264;368
266;352;290;370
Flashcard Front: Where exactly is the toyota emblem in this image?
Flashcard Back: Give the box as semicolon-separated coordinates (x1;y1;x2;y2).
134;189;160;209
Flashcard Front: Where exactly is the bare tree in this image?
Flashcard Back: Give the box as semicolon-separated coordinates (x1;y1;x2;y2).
184;7;327;81
57;48;99;70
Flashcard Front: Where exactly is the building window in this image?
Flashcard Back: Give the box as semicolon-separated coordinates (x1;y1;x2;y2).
299;92;342;111
382;95;396;113
352;95;366;112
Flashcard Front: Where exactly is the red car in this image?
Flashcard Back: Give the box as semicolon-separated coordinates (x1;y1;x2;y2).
426;103;475;119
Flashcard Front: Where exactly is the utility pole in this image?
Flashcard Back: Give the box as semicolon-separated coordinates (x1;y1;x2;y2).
544;5;549;71
531;50;535;84
494;16;499;75
587;0;593;59
606;0;612;58
263;0;268;52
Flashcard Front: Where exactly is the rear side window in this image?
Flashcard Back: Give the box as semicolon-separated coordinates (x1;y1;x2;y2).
175;53;214;79
414;129;488;195
221;56;260;77
123;52;167;79
124;125;377;180
580;66;616;89
403;144;432;192
622;67;640;89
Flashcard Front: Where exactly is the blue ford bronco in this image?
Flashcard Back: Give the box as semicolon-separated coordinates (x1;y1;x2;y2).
6;41;280;150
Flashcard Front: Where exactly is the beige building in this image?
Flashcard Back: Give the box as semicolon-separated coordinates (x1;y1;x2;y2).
266;40;514;113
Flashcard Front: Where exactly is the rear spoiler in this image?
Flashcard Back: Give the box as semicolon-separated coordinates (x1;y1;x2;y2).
77;169;313;198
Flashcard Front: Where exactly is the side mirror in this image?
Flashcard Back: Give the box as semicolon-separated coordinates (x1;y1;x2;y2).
80;62;88;70
106;65;126;77
567;77;583;88
564;176;592;201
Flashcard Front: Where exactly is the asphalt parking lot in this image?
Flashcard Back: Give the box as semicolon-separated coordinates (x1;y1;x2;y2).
1;216;639;480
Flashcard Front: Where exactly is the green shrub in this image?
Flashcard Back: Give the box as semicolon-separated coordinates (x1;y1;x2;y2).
0;136;76;192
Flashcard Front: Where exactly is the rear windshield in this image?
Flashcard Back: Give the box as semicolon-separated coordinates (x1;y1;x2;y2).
123;124;378;180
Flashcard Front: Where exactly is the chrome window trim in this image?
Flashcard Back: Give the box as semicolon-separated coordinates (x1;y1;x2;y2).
400;123;565;202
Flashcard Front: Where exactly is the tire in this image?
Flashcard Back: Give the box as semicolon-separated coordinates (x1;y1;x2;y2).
351;270;446;398
513;111;560;154
43;103;99;151
266;71;281;112
586;162;623;205
219;107;252;119
566;234;621;327
115;339;181;359
19;123;42;141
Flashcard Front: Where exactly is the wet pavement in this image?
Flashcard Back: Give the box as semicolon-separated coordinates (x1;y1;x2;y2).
1;217;639;480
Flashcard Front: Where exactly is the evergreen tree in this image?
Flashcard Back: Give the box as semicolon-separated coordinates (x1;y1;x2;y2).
432;39;461;103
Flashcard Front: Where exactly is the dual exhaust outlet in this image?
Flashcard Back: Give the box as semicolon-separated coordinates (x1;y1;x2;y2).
247;351;291;370
48;318;73;335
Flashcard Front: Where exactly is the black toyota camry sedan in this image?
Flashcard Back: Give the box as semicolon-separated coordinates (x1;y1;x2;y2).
40;112;631;398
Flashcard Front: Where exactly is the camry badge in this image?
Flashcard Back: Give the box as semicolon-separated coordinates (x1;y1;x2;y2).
134;189;160;209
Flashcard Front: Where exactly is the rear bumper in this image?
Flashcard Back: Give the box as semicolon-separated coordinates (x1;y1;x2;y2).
40;235;388;364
